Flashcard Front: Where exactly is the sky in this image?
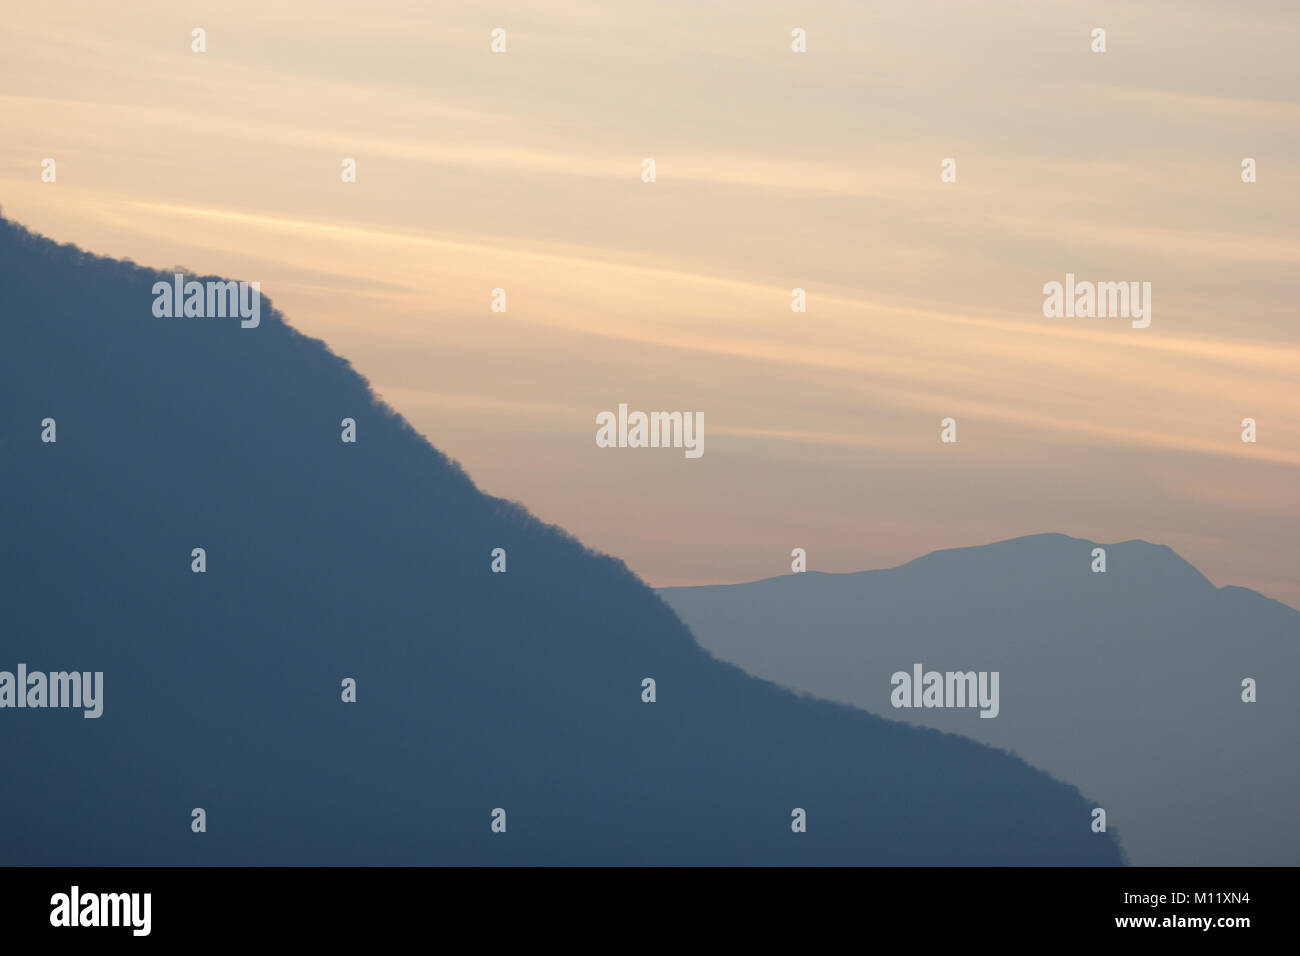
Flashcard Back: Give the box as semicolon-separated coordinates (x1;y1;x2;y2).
2;0;1298;604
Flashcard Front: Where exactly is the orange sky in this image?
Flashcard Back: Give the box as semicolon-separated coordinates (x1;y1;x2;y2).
3;0;1298;603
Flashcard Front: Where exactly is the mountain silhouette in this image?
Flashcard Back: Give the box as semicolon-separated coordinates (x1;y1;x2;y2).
659;533;1298;865
0;212;1121;865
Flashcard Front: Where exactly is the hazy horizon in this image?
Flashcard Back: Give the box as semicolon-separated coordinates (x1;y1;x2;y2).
3;0;1296;603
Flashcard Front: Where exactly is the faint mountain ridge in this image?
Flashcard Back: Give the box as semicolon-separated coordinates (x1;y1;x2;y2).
660;533;1298;865
729;534;1218;592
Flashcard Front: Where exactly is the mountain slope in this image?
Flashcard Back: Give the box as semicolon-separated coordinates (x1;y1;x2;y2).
0;213;1121;865
659;533;1299;865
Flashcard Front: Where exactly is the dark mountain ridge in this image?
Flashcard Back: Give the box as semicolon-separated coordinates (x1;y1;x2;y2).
0;213;1121;865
